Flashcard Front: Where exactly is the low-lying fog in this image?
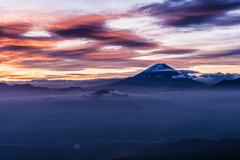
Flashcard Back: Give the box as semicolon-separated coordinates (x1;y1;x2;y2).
1;90;240;160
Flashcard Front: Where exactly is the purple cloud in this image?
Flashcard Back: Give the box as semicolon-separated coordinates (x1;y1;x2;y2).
138;0;240;27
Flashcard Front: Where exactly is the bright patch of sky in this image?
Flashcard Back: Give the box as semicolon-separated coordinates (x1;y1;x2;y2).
131;54;193;61
79;68;137;75
1;0;163;13
107;16;156;30
0;64;138;81
22;30;52;37
53;39;92;49
142;24;240;51
108;14;240;53
102;45;122;50
190;65;240;74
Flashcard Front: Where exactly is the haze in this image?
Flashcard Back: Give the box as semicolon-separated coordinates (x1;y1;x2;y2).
1;1;240;160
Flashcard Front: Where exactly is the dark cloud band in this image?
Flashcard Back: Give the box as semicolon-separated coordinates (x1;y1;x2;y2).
138;0;240;27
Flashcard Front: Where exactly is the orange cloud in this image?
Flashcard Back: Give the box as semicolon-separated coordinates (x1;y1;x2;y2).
0;10;239;81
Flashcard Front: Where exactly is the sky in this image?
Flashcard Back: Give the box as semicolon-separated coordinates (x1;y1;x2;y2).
1;0;240;81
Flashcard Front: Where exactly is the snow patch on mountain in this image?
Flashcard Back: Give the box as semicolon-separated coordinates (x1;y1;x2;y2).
143;63;176;73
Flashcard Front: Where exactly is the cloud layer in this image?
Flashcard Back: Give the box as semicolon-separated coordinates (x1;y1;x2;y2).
138;0;240;27
190;72;240;85
0;0;240;80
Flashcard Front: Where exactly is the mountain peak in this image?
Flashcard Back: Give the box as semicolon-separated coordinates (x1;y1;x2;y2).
133;63;179;79
143;63;175;73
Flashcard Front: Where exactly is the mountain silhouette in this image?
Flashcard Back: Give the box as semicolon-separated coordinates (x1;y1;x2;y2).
92;89;110;97
107;63;206;90
0;64;210;92
137;63;178;78
0;83;11;91
0;83;83;93
58;86;83;92
210;78;240;90
11;84;49;91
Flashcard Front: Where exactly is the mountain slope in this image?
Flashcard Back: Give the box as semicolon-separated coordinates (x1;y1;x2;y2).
108;63;206;90
0;83;83;93
210;78;240;90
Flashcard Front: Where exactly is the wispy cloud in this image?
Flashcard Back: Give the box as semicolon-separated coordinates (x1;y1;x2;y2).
0;1;240;80
50;15;157;49
191;72;240;85
137;0;240;27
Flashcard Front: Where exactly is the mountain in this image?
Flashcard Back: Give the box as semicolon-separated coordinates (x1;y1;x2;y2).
0;63;208;92
107;63;206;90
210;78;240;90
0;83;50;92
92;89;110;97
0;83;83;93
11;84;49;91
58;86;83;92
138;63;177;76
0;83;11;91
